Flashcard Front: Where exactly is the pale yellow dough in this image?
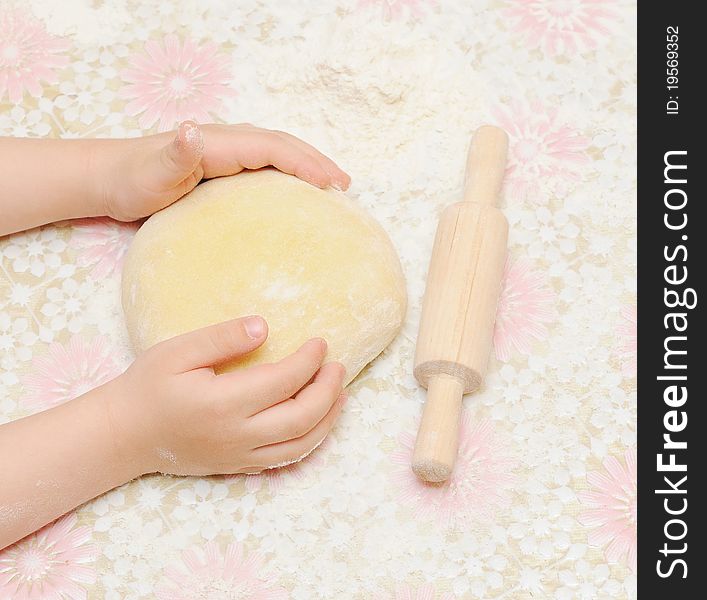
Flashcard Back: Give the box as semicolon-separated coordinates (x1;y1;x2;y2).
121;169;407;384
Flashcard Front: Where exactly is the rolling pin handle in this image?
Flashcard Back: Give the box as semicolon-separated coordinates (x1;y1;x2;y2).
411;373;465;483
463;125;509;206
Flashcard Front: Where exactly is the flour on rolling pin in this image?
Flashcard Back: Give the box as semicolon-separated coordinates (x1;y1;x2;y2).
412;125;509;483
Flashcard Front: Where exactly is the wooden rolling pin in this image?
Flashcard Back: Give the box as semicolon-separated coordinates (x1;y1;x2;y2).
412;125;509;483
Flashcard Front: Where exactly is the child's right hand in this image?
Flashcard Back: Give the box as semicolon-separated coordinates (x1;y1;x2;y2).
111;315;346;476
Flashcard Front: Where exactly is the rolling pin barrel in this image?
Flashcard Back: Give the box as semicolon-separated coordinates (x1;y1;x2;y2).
412;126;509;482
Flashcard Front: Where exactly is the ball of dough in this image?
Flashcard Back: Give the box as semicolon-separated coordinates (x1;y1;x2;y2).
121;169;407;385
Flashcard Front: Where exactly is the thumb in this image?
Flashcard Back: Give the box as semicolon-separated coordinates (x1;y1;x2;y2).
152;120;204;192
160;316;268;372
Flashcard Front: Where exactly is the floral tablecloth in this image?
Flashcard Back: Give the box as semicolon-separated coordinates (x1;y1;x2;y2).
0;1;636;598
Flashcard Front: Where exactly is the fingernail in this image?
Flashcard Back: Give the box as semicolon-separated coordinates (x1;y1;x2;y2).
244;316;265;339
333;173;351;191
177;120;204;155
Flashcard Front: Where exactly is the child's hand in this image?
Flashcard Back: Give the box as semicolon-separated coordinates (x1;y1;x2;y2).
99;121;351;222
112;315;346;476
0;313;346;547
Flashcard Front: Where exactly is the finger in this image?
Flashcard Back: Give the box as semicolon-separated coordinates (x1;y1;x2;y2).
230;130;334;189
245;361;345;446
214;337;328;415
271;130;351;191
248;389;346;469
151;120;205;191
153;315;267;373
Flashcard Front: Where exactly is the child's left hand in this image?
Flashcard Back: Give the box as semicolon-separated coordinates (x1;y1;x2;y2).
97;121;351;222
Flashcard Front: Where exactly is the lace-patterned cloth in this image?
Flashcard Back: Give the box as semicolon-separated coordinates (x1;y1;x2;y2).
0;1;636;598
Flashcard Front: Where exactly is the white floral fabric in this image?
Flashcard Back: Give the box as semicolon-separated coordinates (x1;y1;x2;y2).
0;1;636;599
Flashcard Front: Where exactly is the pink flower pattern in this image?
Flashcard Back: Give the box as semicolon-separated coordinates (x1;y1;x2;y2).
156;541;287;600
391;416;516;529
616;304;637;378
0;8;70;103
493;100;589;203
505;0;616;56
69;218;138;278
120;34;233;131
0;513;96;600
22;335;122;412
493;257;555;362
577;447;637;573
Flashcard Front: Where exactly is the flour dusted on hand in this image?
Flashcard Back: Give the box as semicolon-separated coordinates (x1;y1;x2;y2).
121;169;406;384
